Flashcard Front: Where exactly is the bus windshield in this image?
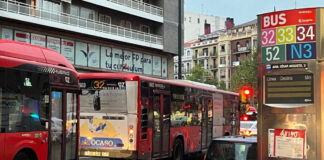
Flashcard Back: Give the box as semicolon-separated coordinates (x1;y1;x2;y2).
80;79;127;113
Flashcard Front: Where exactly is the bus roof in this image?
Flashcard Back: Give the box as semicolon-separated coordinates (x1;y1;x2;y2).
79;72;239;96
0;40;75;70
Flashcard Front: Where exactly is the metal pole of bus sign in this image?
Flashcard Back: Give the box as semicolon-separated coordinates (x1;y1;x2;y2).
178;0;182;79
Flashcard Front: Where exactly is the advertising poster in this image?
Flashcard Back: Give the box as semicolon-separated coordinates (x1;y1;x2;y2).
87;44;100;68
153;56;161;76
30;33;46;47
100;46;112;69
1;28;13;40
79;117;124;150
122;50;133;72
132;52;143;74
75;41;88;66
47;36;60;53
61;39;75;64
161;57;168;77
269;129;306;159
111;48;123;71
14;30;30;43
143;54;152;75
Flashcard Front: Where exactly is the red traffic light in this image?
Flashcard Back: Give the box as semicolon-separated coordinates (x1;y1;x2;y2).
242;115;249;121
242;87;252;96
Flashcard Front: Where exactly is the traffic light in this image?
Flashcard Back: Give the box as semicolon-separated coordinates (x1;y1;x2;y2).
241;114;249;121
241;86;252;103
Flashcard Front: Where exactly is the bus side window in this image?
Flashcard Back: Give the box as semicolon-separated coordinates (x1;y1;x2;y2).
141;82;149;139
4;70;49;132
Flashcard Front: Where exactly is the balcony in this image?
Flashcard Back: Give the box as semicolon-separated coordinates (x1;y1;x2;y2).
198;52;209;59
219;64;226;68
210;52;217;57
82;0;163;23
0;0;163;49
209;65;218;70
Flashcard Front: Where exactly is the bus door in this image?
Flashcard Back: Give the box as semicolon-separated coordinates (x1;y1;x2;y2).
201;96;213;149
50;90;78;160
152;91;170;157
50;91;64;160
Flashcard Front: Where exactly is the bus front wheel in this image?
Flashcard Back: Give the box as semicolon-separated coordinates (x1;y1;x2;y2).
14;151;30;160
172;138;184;160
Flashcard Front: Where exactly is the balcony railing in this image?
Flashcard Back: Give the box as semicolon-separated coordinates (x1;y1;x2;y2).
209;65;218;70
108;0;163;17
210;52;217;57
0;0;163;45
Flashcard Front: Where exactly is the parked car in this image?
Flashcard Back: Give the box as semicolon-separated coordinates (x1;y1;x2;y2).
205;136;257;160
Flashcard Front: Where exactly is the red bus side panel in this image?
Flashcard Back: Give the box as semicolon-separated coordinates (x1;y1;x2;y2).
3;131;48;160
170;126;201;153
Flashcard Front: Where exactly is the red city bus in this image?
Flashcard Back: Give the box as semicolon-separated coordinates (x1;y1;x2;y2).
0;40;80;160
79;73;240;159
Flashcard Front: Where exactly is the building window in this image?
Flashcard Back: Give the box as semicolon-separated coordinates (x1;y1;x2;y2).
80;7;94;20
203;48;208;56
189;17;191;23
99;14;111;24
186;50;191;57
43;0;61;12
236;42;240;49
220;57;226;65
221;45;225;52
195;50;198;57
121;20;132;29
246;40;250;49
220;69;226;79
213;46;216;55
253;39;257;48
140;25;150;33
198;18;200;24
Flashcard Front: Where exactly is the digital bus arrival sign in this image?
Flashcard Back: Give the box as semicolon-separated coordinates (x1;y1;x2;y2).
265;74;313;104
261;8;316;63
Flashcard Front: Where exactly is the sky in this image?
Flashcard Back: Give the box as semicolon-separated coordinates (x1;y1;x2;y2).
185;0;324;25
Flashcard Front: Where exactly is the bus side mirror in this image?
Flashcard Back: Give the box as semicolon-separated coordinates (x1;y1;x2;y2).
94;93;101;111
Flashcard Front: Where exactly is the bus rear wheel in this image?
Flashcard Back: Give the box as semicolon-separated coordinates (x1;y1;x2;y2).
14;152;30;160
172;138;184;160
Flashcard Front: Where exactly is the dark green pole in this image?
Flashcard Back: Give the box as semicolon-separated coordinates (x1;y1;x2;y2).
178;0;182;79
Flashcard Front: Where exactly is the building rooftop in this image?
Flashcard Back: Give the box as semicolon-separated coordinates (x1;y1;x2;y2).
232;19;257;29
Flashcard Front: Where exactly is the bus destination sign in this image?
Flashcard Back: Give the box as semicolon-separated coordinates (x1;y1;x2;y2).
261;8;316;63
265;74;313;104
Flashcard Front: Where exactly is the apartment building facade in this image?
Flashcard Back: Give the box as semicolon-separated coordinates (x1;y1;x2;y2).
187;19;257;89
184;12;225;42
0;0;183;79
230;19;257;70
173;39;198;79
